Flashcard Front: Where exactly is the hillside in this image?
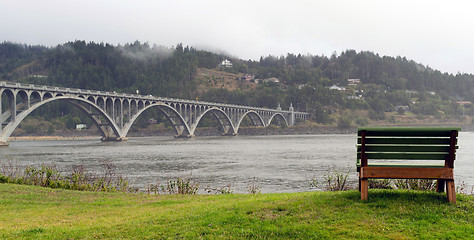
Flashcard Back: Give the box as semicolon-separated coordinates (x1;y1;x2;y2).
1;40;474;133
194;68;256;94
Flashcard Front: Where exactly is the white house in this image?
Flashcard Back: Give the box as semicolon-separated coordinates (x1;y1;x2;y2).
348;79;360;86
329;85;346;91
76;124;87;130
262;77;280;83
219;59;233;68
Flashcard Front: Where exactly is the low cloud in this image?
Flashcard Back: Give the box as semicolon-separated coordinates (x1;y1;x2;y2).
118;42;174;62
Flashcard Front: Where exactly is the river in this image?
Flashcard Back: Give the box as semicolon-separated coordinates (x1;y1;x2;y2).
1;133;473;193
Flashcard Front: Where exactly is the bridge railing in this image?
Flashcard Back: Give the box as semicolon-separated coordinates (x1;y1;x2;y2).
0;81;309;115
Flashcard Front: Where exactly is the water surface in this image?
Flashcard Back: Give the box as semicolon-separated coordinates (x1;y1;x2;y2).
1;133;472;193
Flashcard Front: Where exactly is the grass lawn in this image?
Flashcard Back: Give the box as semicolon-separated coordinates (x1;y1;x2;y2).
0;183;473;239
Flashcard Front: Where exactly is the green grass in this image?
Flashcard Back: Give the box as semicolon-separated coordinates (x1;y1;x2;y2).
0;184;473;239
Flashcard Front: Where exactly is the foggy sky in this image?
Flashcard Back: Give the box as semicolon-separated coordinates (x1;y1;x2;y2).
2;0;474;74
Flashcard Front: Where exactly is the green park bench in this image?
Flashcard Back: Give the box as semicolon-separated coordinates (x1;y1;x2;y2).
357;127;460;203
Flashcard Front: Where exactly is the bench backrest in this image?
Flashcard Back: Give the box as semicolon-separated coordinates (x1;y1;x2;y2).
357;127;460;169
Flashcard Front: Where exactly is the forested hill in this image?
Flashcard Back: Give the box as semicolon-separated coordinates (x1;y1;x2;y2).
1;40;474;125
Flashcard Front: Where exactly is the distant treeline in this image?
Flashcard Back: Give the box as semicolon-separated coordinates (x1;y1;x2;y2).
1;40;473;125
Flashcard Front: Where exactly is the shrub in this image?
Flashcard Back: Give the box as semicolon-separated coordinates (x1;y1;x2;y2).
355;118;368;126
323;171;349;191
161;177;199;195
388;115;396;124
368;110;386;120
0;161;131;192
247;177;261;194
205;184;233;194
368;179;393;189
395;179;436;191
337;116;352;128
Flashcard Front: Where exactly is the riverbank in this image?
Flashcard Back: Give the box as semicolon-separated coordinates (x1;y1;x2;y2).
9;124;474;140
8;125;357;140
0;183;472;239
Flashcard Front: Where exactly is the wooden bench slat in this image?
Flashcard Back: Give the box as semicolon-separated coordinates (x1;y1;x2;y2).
356;162;445;168
360;166;453;179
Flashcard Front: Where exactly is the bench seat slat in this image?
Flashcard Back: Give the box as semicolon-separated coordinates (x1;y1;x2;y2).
360;166;453;179
356;162;445;168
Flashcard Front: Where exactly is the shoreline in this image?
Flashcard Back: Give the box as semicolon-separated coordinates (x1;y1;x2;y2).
8;124;474;141
8;125;359;141
9;136;101;141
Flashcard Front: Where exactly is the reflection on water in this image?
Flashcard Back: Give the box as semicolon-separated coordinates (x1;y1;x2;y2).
1;133;472;193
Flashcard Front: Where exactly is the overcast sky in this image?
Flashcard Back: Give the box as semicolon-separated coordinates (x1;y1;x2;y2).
2;0;473;74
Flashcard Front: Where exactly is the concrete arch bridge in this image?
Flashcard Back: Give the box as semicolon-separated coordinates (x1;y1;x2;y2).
0;81;309;146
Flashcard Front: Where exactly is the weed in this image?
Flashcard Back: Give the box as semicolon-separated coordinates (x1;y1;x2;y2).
309;178;318;189
146;179;161;194
0;159;22;180
323;170;349;191
457;181;474;195
247;177;261;194
24;164;62;187
205;184;233;194
0;160;132;192
368;179;393;189
161;176;199;195
394;179;436;191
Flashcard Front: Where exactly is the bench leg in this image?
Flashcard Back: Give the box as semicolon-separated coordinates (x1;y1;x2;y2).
358;172;361;192
360;178;368;201
436;179;445;193
446;180;456;204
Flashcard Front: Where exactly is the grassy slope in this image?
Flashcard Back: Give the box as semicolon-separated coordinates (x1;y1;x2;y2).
0;184;473;239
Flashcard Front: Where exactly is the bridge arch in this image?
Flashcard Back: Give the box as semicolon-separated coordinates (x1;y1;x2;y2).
30;90;41;101
0;95;122;143
43;92;53;100
0;89;16;122
268;113;289;127
121;103;191;137
191;107;236;136
234;110;265;132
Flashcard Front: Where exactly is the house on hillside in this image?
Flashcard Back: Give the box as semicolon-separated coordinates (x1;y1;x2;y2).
218;59;233;68
329;85;346;91
457;101;472;105
348;79;360;86
28;74;48;78
395;105;410;112
262;77;280;83
76;124;87;130
241;74;255;82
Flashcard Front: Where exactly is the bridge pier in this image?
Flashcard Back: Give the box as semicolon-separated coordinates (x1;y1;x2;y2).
101;137;128;142
222;132;237;136
174;134;194;138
